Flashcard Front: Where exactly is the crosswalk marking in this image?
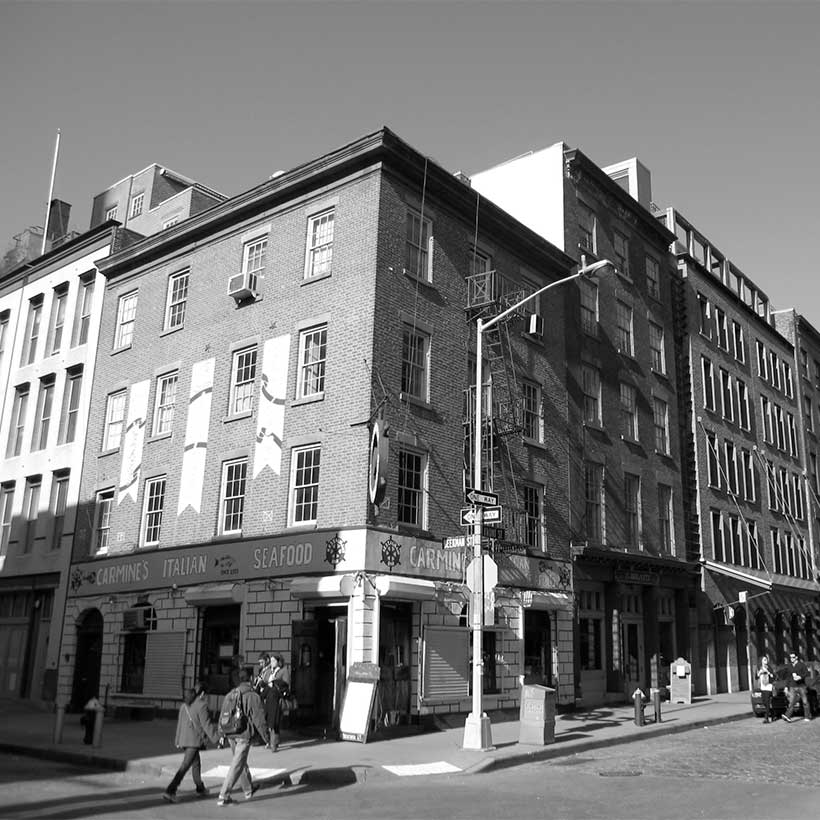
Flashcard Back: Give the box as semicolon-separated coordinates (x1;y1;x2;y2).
382;761;462;776
202;765;288;779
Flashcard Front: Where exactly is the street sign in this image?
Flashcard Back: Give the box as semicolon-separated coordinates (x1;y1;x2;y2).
460;505;503;526
465;555;498;593
465;488;498;507
483;525;505;540
442;534;480;550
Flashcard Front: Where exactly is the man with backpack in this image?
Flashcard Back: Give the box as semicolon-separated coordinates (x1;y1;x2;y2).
217;668;269;806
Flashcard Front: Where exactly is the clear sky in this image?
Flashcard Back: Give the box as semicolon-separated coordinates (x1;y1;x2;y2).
1;1;817;322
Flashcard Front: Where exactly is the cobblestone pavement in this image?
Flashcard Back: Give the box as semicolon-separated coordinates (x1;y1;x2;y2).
545;717;818;787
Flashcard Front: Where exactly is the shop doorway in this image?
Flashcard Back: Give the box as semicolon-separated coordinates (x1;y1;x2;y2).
622;619;645;696
734;607;749;691
378;602;412;726
523;609;553;686
70;609;103;711
198;605;241;697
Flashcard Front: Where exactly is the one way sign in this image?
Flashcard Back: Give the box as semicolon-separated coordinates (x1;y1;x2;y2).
465;488;498;507
460;506;503;526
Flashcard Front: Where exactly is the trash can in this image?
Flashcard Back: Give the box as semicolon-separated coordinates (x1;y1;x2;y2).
518;684;556;745
669;657;692;704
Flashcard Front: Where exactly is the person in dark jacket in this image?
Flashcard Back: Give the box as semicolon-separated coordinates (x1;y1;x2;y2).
163;685;219;802
782;651;812;722
264;652;291;752
217;668;269;806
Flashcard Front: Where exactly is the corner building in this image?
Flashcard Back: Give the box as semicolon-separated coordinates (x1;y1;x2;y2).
61;128;579;727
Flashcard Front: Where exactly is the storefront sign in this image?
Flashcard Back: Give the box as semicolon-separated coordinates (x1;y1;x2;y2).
615;570;660;586
495;553;572;592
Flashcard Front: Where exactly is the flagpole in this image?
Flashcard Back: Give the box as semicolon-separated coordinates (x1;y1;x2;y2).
41;129;61;255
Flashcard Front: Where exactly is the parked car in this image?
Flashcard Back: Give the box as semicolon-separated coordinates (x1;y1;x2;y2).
751;661;820;718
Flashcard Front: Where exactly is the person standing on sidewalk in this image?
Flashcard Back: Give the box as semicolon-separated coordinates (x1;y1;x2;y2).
264;652;290;752
217;668;269;806
163;685;219;802
782;650;812;722
755;655;775;723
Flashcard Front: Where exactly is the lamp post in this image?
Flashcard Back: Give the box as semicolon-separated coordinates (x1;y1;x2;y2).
462;255;613;751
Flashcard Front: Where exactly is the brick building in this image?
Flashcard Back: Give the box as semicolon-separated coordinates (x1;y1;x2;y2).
60;127;581;728
471;146;695;706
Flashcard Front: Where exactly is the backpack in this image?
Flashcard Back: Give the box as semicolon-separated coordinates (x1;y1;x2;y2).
219;689;247;735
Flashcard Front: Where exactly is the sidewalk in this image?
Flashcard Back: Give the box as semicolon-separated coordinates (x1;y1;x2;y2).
0;692;753;787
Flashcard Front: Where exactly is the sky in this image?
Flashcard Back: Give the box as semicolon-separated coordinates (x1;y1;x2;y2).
1;0;818;323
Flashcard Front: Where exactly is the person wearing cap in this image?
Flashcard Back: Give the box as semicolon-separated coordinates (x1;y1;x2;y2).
782;650;812;722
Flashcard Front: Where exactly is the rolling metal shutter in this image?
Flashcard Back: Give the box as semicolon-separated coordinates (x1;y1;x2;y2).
143;631;186;698
421;626;469;702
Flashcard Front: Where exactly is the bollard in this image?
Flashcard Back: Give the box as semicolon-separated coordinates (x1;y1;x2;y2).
53;702;66;744
92;705;105;748
632;688;645;726
653;689;662;724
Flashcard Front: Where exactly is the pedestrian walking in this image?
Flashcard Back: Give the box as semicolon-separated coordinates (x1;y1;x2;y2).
254;653;274;697
216;668;269;806
263;652;291;752
163;685;219;803
782;650;812;722
755;655;775;723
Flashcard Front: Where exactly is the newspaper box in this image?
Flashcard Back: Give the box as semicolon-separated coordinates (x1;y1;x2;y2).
518;684;556;745
670;657;692;704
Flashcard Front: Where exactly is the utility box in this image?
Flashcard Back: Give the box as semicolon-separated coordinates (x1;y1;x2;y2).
518;684;556;745
670;657;692;704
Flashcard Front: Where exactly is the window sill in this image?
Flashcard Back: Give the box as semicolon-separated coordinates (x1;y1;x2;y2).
111;344;132;356
402;269;434;287
284;523;318;533
651;368;669;380
399;392;432;411
292;393;324;407
147;431;172;444
583;420;604;431
222;410;253;424
620;434;640;445
301;271;332;286
160;325;184;338
523;437;547;450
98;448;120;458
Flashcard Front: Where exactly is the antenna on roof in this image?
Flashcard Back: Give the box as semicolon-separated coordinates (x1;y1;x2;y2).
41;129;61;255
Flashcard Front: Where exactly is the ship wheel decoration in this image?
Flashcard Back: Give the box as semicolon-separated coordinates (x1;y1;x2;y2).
557;565;572;590
380;536;401;571
325;533;347;568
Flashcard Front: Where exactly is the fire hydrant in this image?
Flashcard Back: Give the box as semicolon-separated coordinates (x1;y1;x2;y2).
632;688;646;726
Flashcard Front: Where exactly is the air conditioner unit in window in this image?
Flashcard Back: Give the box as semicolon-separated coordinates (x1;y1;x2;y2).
527;314;544;337
227;270;259;302
123;607;148;631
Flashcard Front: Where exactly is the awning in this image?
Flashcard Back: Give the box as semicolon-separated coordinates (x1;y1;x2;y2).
701;560;772;591
184;583;246;606
523;591;573;611
375;576;437;600
289;575;352;599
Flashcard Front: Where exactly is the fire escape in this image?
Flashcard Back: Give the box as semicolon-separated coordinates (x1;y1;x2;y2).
464;268;531;547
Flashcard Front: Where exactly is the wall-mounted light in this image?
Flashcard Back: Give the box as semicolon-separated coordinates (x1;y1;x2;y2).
107;595;116;605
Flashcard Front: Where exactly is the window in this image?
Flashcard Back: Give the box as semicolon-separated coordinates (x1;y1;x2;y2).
397;447;426;528
582;364;601;424
613;230;629;277
162;217;180;229
164;270;189;330
741;449;755;502
702;357;715;411
114;291;138;348
653;396;669;454
792;474;804;520
405;210;432;280
21;297;43;365
579;204;596;253
297;325;327;399
732;320;745;363
521;381;543;443
579;279;598;336
153;372;178;435
22;477;41;554
725;441;738;495
103;391;127;451
769;351;780;390
645;255;660;299
736;379;750;430
105;205;118;221
47;286;68;355
707;432;720;487
469;248;492;276
290;446;320;526
220;458;248;534
0;484;14;557
401;325;429;401
787;413;798;457
649;321;665;373
0;312;8;369
715;308;729;350
815;360;820;390
720;369;734;422
49;471;69;551
584;462;604;543
523;484;544;550
58;369;83;444
305;209;334;279
712;511;726;562
728;515;742;564
799;348;809;378
129;192;144;218
141;476;166;546
242;236;267;291
619;382;638;440
615;300;633;355
31;377;55;451
760;396;774;444
72;276;94;347
805;396;814;433
775;404;786;451
698;294;712;339
755;340;767;379
783;362;794;399
93;489;114;553
6;385;29;458
230;346;257;415
658;484;673;551
624;473;641;548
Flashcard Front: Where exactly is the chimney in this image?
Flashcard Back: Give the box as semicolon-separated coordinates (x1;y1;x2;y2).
46;199;71;243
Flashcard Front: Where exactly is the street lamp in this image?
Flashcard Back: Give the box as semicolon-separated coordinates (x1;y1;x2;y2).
462;255;614;751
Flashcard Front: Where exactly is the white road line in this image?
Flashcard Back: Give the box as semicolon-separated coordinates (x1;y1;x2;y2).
382;761;462;776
